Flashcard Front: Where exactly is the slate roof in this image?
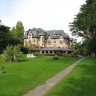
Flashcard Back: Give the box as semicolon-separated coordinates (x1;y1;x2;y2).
24;28;69;39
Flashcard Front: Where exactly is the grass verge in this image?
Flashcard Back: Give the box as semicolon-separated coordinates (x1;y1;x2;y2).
0;55;79;96
44;58;96;96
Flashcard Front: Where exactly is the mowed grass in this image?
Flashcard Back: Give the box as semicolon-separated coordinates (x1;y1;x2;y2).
44;58;96;96
0;55;79;96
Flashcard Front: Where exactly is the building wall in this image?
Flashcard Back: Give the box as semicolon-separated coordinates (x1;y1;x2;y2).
24;31;72;48
46;36;53;47
24;32;39;47
39;36;45;47
45;36;70;48
32;38;38;46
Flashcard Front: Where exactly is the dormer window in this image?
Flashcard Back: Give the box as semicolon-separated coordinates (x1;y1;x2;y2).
29;34;31;36
28;32;32;36
55;34;60;36
56;34;60;36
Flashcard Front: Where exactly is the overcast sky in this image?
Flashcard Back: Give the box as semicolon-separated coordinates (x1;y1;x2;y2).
0;0;86;40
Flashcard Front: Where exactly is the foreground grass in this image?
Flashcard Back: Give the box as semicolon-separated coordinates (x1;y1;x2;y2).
44;58;96;96
0;55;79;96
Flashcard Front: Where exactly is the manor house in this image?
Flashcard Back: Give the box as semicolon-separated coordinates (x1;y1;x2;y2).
24;28;73;54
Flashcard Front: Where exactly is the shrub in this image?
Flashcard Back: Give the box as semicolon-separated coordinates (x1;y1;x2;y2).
56;51;62;56
1;45;22;62
33;52;41;56
72;52;79;57
53;54;59;60
62;53;79;57
62;53;69;57
21;47;29;54
17;44;29;54
45;54;55;56
1;66;6;73
33;52;55;56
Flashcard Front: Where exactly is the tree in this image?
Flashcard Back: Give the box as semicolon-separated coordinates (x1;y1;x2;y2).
15;21;24;42
70;0;96;57
72;40;84;55
10;21;24;44
0;21;24;53
0;21;10;52
11;27;16;38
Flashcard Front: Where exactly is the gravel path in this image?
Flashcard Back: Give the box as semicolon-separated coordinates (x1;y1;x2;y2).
23;58;84;96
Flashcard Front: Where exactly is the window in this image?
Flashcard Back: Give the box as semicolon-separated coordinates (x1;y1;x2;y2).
48;41;51;45
54;44;56;47
29;33;31;36
60;40;63;44
42;37;44;41
42;43;44;47
28;33;32;39
25;44;27;46
47;40;51;44
54;40;56;43
29;37;31;39
33;39;36;42
25;41;27;44
29;40;31;44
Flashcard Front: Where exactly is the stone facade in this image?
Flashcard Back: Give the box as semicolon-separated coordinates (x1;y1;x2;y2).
24;28;73;49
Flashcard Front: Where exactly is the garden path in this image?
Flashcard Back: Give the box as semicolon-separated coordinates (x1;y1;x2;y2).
23;58;84;96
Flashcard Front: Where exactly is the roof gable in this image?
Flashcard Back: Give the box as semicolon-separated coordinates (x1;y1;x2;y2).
24;28;70;39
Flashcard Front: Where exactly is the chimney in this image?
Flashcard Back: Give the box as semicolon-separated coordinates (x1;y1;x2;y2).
54;29;56;35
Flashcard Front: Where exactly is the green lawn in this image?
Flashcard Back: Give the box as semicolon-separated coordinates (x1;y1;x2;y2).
44;58;96;96
0;55;79;96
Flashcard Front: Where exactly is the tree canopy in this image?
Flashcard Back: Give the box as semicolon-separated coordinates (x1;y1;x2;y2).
0;21;24;52
10;21;24;44
70;0;96;56
15;21;24;40
0;21;10;52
